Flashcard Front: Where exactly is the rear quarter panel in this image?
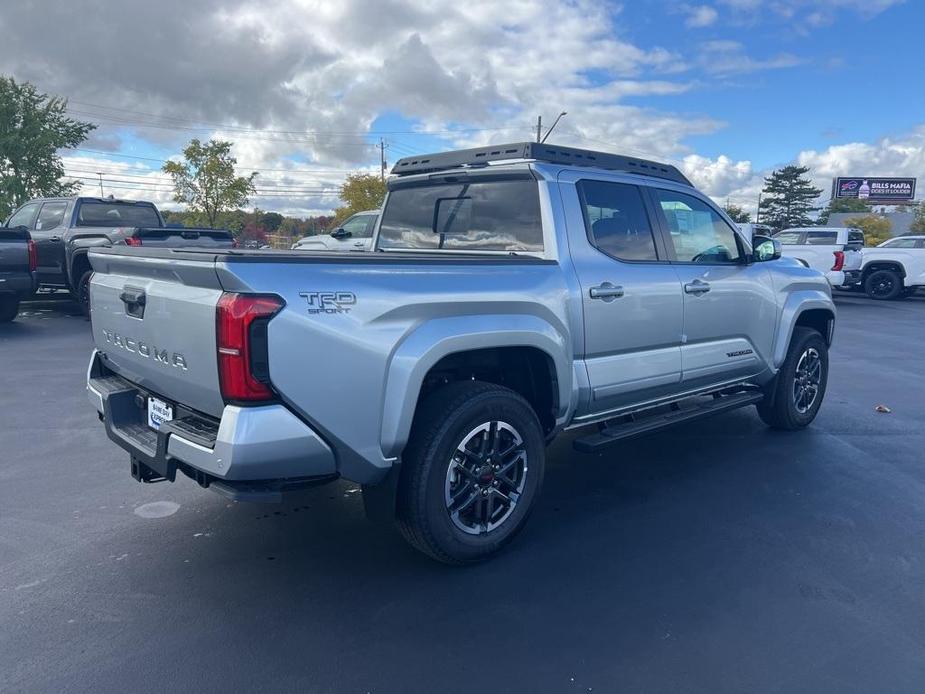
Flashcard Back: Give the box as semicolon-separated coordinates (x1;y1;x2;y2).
216;256;574;483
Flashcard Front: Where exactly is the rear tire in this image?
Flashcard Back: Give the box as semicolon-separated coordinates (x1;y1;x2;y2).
864;269;902;300
0;295;20;322
76;269;93;318
757;327;828;430
397;381;545;565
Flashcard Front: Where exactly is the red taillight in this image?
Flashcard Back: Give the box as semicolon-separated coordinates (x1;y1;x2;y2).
831;250;845;271
27;238;37;272
125;237;143;247
216;293;283;402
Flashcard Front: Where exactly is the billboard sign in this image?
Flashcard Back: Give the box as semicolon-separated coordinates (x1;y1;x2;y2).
834;177;916;202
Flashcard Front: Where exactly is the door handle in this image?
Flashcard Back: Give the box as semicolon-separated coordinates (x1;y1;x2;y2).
49;235;62;242
589;282;624;301
684;279;711;295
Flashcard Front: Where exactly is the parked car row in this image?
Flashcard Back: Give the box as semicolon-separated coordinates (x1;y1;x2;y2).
1;196;235;316
770;226;924;300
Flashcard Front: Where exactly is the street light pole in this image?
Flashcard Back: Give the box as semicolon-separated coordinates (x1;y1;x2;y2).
540;112;568;143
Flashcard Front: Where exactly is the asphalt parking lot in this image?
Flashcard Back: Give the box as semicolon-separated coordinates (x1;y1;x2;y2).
2;292;924;693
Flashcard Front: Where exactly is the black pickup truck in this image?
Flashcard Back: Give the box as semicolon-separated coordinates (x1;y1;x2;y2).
3;196;234;315
0;225;37;322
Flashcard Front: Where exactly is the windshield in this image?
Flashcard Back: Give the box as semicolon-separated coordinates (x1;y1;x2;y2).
76;201;161;227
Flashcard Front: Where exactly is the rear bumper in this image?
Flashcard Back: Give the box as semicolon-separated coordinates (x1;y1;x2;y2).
86;350;337;497
843;270;862;286
824;270;847;287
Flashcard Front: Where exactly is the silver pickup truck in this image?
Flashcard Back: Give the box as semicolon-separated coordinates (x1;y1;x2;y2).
86;142;835;564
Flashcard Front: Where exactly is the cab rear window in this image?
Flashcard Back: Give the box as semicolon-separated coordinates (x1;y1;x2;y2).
76;202;161;227
377;179;543;252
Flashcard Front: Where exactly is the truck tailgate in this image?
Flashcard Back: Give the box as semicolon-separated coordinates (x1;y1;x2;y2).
89;250;227;418
135;227;235;248
0;228;30;275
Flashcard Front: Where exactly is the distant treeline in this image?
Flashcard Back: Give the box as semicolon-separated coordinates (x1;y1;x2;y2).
161;209;335;237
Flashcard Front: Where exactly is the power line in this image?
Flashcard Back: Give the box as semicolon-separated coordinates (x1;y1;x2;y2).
68;148;370;174
66;99;532;136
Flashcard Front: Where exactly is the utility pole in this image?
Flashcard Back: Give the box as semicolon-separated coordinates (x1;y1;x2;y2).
756;192;762;224
535;115;542;143
97;172;104;197
378;138;389;182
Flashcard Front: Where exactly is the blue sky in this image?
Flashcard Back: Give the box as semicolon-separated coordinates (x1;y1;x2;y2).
1;0;921;217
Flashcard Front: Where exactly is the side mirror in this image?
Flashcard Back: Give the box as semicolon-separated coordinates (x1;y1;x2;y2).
330;228;351;239
752;235;782;262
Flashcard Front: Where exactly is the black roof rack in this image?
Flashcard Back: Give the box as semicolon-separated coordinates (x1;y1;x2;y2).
390;141;692;186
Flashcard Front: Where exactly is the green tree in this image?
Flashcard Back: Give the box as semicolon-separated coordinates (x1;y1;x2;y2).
0;76;96;219
260;211;284;232
817;196;869;225
910;204;925;234
722;203;751;223
333;173;386;224
758;165;823;232
844;215;892;246
162;139;257;228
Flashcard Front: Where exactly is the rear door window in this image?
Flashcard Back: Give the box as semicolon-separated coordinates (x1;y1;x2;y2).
378;179;543;252
806;231;838;245
577;180;659;261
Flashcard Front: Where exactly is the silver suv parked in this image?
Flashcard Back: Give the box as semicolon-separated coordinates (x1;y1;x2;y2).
86;142;835;564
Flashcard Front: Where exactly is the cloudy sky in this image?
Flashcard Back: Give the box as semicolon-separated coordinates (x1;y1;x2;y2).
0;0;921;218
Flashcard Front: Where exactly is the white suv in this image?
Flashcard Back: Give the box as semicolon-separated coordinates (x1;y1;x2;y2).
773;227;864;288
292;210;379;252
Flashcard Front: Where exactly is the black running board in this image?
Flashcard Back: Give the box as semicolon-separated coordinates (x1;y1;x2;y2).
572;391;764;453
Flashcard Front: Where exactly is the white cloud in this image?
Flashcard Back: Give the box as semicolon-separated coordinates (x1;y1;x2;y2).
717;0;904;26
685;4;719;27
681;124;925;219
698;41;802;76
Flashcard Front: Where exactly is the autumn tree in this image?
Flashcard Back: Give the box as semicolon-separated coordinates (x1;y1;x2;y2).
333;173;386;224
910;204;925;234
722;203;751;223
163;139;257;227
845;215;893;246
758;165;822;232
0;76;96;218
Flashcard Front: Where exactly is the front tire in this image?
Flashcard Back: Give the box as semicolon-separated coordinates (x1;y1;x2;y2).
864;269;902;300
397;381;545;564
757;327;828;430
0;295;20;322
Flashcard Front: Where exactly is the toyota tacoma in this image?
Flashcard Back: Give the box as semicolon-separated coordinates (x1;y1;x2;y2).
86;142;836;564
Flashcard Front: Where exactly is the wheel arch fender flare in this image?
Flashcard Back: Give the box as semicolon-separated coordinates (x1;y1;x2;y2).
773;291;835;370
67;236;112;285
379;314;572;459
862;259;907;279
